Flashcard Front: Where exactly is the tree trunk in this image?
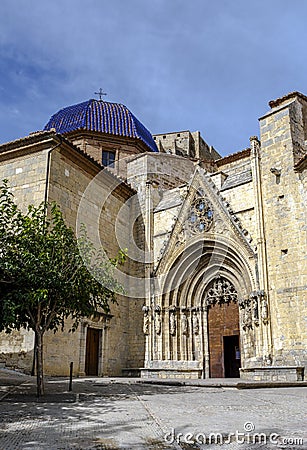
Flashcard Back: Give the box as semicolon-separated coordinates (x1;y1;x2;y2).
31;333;37;376
35;330;44;397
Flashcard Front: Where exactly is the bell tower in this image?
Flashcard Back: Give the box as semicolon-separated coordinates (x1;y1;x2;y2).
257;92;307;372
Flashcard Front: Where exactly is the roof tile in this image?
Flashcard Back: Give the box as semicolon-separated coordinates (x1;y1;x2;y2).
44;99;158;153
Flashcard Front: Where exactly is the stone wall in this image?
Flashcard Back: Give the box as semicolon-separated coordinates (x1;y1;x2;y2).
67;132;148;180
0;136;50;372
240;366;304;382
0;144;48;208
153;131;194;156
153;130;220;160
210;155;257;242
0;92;306;381
0;329;34;373
0;135;146;376
127;152;197;194
259;95;307;369
46;144;145;376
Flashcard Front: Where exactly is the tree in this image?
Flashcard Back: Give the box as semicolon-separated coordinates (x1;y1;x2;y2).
0;181;125;397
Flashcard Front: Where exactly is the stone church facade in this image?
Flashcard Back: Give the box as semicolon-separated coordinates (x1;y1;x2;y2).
0;91;306;381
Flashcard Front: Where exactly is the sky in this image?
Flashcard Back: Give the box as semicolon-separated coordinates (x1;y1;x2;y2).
1;0;307;156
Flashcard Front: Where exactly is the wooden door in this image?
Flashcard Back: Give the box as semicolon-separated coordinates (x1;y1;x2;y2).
85;328;100;376
208;301;240;378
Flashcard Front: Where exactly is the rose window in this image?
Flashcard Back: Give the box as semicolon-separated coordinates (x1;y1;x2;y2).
187;197;213;234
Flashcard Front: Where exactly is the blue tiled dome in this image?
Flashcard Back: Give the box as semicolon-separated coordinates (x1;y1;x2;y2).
44;99;158;153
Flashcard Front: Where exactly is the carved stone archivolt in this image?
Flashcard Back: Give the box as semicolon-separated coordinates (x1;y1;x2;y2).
205;276;238;307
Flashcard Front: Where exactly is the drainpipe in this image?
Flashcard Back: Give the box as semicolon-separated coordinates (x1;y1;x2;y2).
44;135;62;205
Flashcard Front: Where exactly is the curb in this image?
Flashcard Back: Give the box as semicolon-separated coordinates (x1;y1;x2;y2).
136;379;307;389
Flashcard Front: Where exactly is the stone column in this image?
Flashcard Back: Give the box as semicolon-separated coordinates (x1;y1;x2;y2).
202;306;210;378
144;181;153;363
250;136;272;362
78;322;88;376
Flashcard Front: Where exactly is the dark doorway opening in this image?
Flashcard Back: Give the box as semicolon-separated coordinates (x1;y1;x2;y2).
85;328;100;376
208;299;240;378
223;335;240;378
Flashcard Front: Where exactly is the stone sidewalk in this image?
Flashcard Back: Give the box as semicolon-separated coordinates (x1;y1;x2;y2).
0;369;306;449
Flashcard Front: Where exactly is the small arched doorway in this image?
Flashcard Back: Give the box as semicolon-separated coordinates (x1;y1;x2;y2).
206;276;241;378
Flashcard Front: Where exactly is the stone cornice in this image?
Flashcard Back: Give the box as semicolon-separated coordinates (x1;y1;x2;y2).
268;91;307;109
216;148;251;167
0;130;135;198
0;131;101;170
64;129;150;153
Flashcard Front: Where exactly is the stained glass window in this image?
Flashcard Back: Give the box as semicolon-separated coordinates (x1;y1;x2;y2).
187;196;214;234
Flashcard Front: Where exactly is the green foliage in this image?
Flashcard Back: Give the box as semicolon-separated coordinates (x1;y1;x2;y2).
0;180;126;334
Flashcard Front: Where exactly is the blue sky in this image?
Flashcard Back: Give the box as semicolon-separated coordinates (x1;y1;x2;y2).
0;0;307;156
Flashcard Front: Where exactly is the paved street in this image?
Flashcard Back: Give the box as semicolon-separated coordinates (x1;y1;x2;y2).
0;369;306;450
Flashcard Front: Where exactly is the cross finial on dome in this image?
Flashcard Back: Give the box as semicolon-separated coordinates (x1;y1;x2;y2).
94;88;107;101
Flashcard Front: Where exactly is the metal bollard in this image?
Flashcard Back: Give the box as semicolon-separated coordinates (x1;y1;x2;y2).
69;362;73;391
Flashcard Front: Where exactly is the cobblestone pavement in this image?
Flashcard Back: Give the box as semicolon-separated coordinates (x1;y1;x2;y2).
0;371;306;450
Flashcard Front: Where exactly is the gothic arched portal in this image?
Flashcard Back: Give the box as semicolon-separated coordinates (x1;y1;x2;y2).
144;236;261;379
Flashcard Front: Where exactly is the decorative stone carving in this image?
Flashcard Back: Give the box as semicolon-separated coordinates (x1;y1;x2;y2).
142;305;150;335
249;291;259;326
175;227;186;248
292;140;306;164
154;305;161;335
186;194;213;235
239;290;268;331
213;215;230;236
262;299;269;324
169;310;176;336
252;297;259;322
239;299;253;331
205;276;237;307
263;354;272;365
192;311;199;335
89;312;105;323
249;290;269;325
181;313;188;335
